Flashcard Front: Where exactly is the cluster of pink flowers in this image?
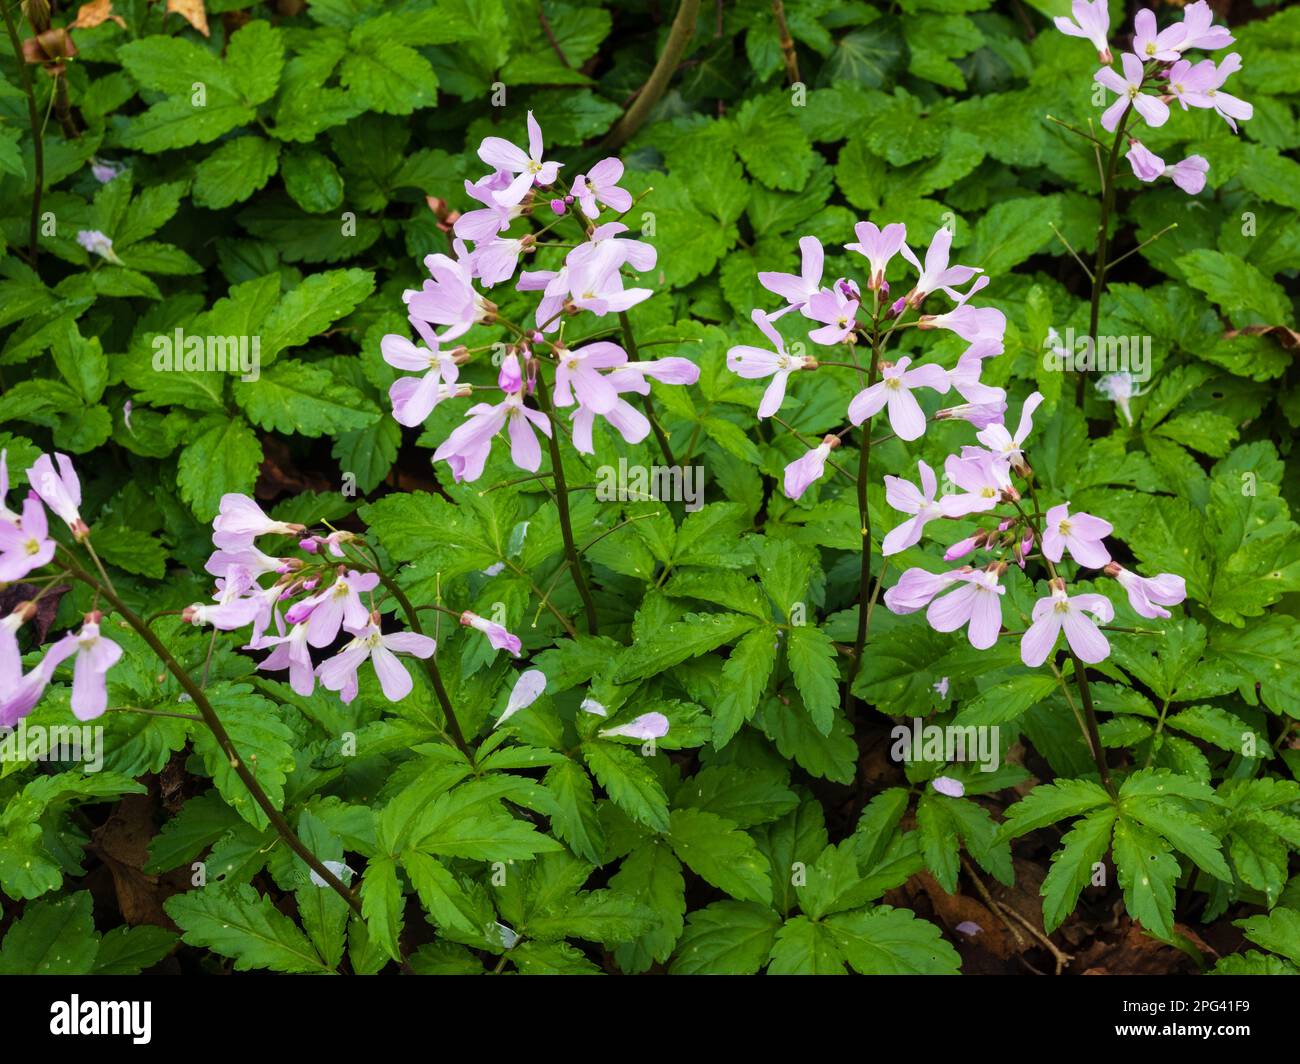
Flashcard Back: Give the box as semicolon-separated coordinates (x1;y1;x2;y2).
878;394;1187;667
1056;0;1249;195
382;113;699;482
190;494;524;703
0;451;123;726
726;221;1009;499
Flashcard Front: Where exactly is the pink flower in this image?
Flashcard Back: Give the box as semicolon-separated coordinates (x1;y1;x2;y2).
295;570;380;648
926;568;1005;650
564;242;653;317
947;349;1006;406
212;493;303;551
0;494;55;581
0;450;17;523
566;222;657;273
27;453;85;536
454;176;522;241
940;449;1015;517
975;391;1043;469
405;240;493;340
1165;155;1208;194
899;226;981;307
1175;0;1233;53
600;712;670;740
433;392;552;482
618;357;700;387
726;310;814;418
569;370;652;453
848;356;950;441
784;437;836;500
475;235;532;287
932;776;965;798
917;276;1005;348
184;566;262;630
0;650;53;727
884;566;966;614
1021;583;1113;666
1096;53;1170;132
1166;57;1216;109
43;617;122;721
943;532;986;562
205;544;285;580
517;265;571;333
804;285;858;345
844;221;907;291
1054;0;1111;63
554;340;628;415
317;621;437;704
936;401;1007;429
758;236;824;318
572;158;632;218
1182;53;1252;132
1133;9;1185;62
477;111;562;207
495;669;547;728
1042;503;1112;569
258;623;315;696
882;460;944;557
1106;563;1187;619
461;610;522;657
1125;140;1165;182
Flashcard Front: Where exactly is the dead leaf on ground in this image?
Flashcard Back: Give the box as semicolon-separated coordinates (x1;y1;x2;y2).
165;0;209;36
91;792;175;928
1224;324;1300;351
72;0;126;29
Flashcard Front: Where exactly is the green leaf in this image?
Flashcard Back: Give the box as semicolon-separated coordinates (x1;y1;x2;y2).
544;759;604;865
165;884;332;973
177;415;263;522
999;778;1113;840
193;137;280;210
234;362;378;437
711;627;779;747
1177;249;1290;325
359;854;404;963
91;925;177;974
827;906;962;975
1111;819;1180;941
668;901;782;975
582;741;670;833
667;808;773;905
261;268;375;364
786;626;840;736
191;684;296;830
0;892;98;974
1040;807;1116;934
613;612;760;683
767;915;847;974
1236;907;1300;967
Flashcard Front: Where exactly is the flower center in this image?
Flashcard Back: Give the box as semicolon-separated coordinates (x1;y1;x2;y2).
1127;86;1140;100
23;537;40;556
1058;519;1073;536
980;487;997;498
885;377;902;390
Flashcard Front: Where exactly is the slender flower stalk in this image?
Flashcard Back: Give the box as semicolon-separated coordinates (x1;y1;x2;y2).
534;369;600;635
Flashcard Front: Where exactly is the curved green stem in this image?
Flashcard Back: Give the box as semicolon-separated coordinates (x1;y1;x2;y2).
534;371;600;635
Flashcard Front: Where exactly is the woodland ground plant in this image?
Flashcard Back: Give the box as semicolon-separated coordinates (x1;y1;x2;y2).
0;0;1297;981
